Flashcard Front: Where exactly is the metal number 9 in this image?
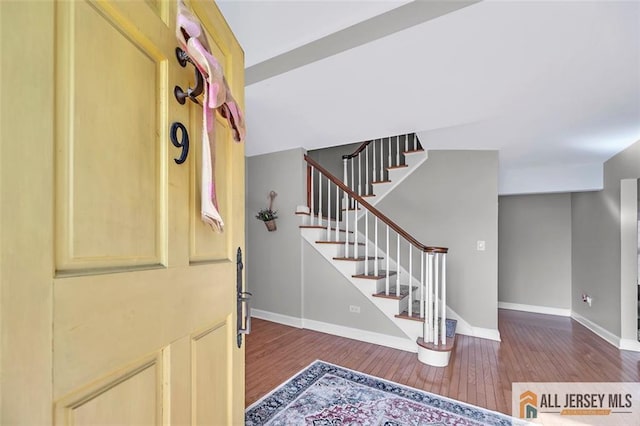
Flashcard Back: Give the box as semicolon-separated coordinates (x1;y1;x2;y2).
170;122;189;165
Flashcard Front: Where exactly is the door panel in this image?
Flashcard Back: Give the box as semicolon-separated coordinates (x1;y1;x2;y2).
54;353;163;425
193;321;231;425
55;0;166;273
0;0;246;424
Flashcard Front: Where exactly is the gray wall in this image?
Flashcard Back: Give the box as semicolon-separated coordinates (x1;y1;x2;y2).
571;139;640;336
308;142;360;180
246;148;306;317
498;193;572;309
376;150;499;331
302;242;406;337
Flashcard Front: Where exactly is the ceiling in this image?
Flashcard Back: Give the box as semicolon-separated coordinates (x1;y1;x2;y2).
217;0;640;194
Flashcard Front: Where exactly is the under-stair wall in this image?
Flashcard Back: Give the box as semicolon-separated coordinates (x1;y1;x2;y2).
375;150;500;335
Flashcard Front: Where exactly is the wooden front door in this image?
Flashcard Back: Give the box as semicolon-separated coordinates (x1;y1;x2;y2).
0;1;245;424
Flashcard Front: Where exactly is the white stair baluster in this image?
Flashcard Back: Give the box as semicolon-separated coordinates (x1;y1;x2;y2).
374;217;378;276
395;135;400;166
380;138;385;182
404;133;408;153
364;210;369;274
408;244;413;317
318;174;323;228
385;225;390;295
413;133;417;151
344;194;350;258
350;158;354;206
326;179;331;239
310;166;315;225
387;137;392;170
335;184;339;241
420;250;425;318
396;233;400;297
365;144;369;195
441;253;447;345
358;154;362;196
434;252;439;346
354;201;359;259
372;139;377;183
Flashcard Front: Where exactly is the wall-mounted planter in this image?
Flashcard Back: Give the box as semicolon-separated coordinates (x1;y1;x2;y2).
264;219;277;232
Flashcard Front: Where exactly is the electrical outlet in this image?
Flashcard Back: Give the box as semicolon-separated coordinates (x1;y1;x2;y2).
477;240;486;251
349;305;360;313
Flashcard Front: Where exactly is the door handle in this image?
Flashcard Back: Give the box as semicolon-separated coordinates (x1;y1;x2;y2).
236;247;251;348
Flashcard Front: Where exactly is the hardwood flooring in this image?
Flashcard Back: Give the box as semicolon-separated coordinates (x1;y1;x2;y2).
245;309;640;415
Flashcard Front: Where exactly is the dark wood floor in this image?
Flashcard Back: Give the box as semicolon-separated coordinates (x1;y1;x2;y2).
245;309;640;415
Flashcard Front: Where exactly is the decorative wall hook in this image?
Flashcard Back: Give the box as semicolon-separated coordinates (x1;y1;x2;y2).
174;47;204;105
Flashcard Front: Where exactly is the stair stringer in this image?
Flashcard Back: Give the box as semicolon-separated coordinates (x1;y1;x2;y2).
301;227;421;347
360;230;474;337
302;224;474;341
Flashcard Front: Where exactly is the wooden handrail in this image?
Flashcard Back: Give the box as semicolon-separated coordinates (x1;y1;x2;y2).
304;155;448;254
342;139;372;160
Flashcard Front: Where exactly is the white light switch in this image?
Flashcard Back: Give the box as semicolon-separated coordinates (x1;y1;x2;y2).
477;240;486;251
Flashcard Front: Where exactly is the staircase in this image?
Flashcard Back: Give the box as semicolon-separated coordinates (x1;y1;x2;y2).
298;134;458;367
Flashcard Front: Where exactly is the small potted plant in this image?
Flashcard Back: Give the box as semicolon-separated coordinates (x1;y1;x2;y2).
256;208;278;231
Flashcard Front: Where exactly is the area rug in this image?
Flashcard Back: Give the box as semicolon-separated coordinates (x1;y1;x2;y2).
246;360;527;425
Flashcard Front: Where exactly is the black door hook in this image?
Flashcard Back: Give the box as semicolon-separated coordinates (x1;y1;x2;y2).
174;47;204;105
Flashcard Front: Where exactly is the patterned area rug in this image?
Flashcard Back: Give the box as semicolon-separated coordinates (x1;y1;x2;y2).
246;360;526;425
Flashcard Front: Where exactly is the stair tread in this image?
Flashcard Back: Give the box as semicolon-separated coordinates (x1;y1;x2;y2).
402;149;425;154
395;311;424;322
372;180;392;184
386;164;408;170
417;335;455;352
333;256;383;261
300;225;353;233
352;270;397;280
316;240;365;246
372;284;418;300
361;194;376;198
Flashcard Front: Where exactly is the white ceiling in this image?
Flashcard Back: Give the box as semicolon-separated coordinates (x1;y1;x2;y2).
217;0;640;194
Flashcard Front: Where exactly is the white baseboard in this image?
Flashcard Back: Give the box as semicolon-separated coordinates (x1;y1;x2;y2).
570;311;619;348
252;309;303;328
619;338;640;352
499;302;571;317
471;327;501;342
251;309;417;353
303;319;417;353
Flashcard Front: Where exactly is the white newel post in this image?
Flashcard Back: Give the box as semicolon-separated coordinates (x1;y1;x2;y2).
420;250;425;318
441;253;447;344
433;253;439;346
